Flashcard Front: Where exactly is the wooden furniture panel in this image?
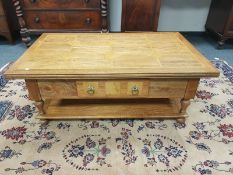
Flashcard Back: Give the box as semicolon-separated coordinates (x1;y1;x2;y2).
76;80;149;98
226;13;233;35
38;80;78;99
5;33;219;79
205;0;233;47
0;0;18;42
0;2;4;15
122;0;160;31
12;0;108;46
0;17;8;31
22;0;100;9
24;11;101;30
40;99;181;119
149;80;187;98
38;79;188;99
5;33;220;122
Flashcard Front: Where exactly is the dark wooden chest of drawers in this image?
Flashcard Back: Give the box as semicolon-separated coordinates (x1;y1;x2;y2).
0;0;18;42
121;0;161;31
205;0;233;48
13;0;108;46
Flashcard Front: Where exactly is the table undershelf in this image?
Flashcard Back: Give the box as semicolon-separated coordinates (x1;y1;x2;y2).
37;98;186;119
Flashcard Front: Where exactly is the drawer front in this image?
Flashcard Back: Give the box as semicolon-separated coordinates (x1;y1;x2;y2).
77;80;149;98
22;0;100;9
38;80;78;98
149;80;187;98
24;11;101;30
38;80;149;99
38;79;187;99
0;17;8;32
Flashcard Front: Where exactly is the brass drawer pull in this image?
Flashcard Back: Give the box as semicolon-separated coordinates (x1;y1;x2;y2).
87;86;95;95
34;17;40;23
131;85;139;95
85;18;92;25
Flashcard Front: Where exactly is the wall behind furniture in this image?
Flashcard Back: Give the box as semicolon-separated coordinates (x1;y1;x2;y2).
109;0;212;32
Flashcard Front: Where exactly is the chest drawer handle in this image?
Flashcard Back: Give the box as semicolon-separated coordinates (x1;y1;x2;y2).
34;17;40;23
84;0;90;3
85;18;92;25
87;86;95;95
31;0;37;3
131;85;139;95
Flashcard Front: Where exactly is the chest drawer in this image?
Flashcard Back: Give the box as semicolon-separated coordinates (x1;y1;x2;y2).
21;0;100;9
0;17;8;32
24;11;101;30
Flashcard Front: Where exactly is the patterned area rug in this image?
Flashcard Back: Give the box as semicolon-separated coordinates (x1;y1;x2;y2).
0;59;232;175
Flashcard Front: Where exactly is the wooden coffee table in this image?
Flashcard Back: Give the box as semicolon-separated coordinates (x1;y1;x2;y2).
5;32;219;122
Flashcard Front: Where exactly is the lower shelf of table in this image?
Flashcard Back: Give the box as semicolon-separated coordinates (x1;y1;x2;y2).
37;98;186;119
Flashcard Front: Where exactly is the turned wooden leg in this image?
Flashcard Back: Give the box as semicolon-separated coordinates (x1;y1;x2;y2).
176;117;186;124
175;99;190;124
35;100;45;115
180;99;191;114
13;0;32;47
20;29;32;47
217;38;226;49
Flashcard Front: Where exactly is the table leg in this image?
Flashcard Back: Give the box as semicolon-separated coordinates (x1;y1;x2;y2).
176;79;200;123
180;99;191;114
176;99;190;123
34;100;45;115
25;79;45;115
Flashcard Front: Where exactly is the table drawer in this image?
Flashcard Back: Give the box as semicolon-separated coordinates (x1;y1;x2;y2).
21;0;100;9
77;80;149;98
24;10;101;30
38;79;188;99
38;80;149;99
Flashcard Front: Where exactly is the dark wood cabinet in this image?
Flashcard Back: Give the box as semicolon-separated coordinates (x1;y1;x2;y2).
121;0;161;32
0;0;18;42
12;0;109;46
205;0;233;47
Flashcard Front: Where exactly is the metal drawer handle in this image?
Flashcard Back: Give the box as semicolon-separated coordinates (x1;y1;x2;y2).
34;17;40;23
87;86;95;95
85;18;92;25
131;85;139;95
31;0;37;3
84;0;90;3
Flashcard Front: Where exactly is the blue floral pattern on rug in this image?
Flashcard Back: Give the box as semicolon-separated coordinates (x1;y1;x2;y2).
62;135;112;171
212;59;233;83
139;134;187;172
0;101;12;122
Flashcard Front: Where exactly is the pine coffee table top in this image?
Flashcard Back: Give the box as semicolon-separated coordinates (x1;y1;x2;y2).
5;32;219;79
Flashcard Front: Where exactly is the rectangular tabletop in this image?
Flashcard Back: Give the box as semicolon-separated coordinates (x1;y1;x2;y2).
5;32;219;79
